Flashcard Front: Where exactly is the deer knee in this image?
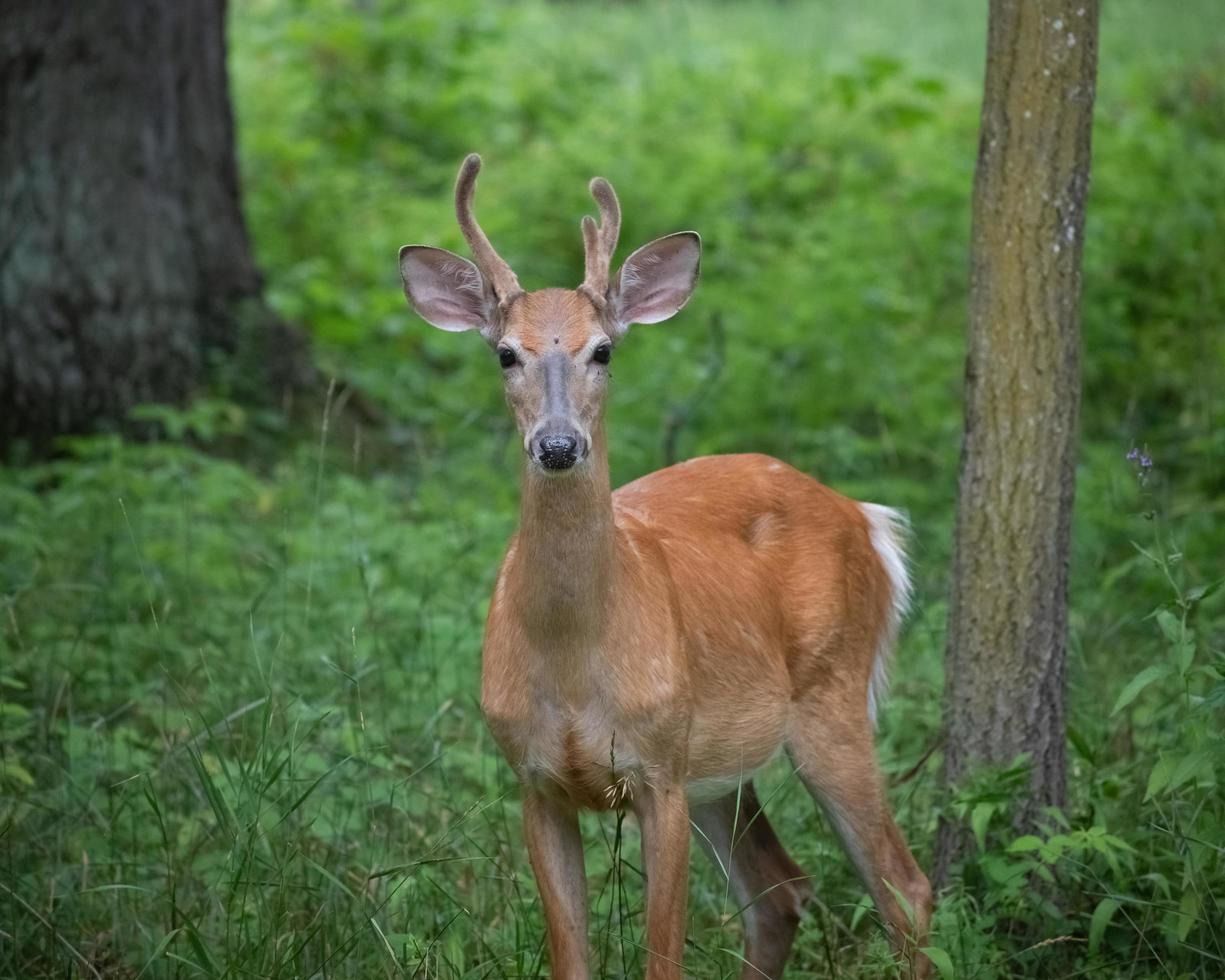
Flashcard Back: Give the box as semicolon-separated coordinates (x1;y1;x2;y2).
908;871;933;934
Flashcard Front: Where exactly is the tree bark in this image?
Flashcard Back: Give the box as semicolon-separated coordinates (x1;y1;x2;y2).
0;0;309;453
935;0;1100;881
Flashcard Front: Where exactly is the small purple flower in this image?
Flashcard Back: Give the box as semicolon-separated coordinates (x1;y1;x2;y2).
1127;443;1154;486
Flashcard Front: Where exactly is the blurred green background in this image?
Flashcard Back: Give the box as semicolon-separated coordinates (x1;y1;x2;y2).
2;1;1222;977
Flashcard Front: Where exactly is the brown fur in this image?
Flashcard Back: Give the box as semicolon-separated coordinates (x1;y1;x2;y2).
478;291;931;979
403;159;931;979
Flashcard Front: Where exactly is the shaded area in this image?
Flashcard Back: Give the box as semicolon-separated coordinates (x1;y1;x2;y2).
0;0;310;454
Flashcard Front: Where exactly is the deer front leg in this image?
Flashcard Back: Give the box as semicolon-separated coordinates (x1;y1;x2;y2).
523;791;590;979
636;782;691;980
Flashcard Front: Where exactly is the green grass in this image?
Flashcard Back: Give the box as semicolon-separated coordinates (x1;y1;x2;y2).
2;1;1223;977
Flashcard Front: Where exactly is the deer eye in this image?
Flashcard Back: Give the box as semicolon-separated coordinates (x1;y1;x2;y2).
498;347;517;369
592;343;612;365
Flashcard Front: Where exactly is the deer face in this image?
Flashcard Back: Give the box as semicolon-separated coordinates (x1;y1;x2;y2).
494;290;610;471
399;155;700;474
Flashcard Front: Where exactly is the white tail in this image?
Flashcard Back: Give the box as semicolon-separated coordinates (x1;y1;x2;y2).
399;155;933;980
861;503;913;727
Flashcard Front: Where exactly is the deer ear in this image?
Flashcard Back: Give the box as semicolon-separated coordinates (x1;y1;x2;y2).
399;245;494;332
610;232;701;331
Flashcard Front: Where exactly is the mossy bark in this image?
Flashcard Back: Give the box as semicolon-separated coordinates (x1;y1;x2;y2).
936;0;1100;880
0;0;310;453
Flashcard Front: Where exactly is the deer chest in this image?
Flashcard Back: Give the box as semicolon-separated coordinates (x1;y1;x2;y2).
485;695;681;812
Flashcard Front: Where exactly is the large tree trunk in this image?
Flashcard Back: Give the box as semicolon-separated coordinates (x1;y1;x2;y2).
0;0;309;452
935;0;1100;881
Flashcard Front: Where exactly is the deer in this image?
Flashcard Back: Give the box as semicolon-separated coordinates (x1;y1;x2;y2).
398;154;933;980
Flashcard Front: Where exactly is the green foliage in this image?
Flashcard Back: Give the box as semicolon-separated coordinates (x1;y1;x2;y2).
927;471;1224;977
2;0;1223;977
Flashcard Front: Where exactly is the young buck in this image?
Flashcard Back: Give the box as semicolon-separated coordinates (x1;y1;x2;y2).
399;155;933;979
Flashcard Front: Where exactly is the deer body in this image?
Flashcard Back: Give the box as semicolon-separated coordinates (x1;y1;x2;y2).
484;450;886;812
400;157;932;980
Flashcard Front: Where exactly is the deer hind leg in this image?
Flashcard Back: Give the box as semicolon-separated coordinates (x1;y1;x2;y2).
786;701;932;979
690;782;812;980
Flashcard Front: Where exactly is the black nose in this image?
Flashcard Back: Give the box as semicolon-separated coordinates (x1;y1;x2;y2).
538;434;579;470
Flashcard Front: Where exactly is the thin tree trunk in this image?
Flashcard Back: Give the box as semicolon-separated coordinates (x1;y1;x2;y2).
0;0;310;453
935;0;1100;882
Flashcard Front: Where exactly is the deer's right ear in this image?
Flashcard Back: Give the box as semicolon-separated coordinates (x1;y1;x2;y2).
399;245;494;333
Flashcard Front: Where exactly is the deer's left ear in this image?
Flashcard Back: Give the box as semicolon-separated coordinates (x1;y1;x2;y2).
610;231;701;333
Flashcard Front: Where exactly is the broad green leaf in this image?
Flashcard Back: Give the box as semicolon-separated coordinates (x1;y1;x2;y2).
1067;725;1097;765
982;855;1034;889
1046;833;1073;857
1169;749;1214;792
1156;609;1181;642
2;762;34;787
1007;835;1044;853
1089;897;1121;954
1141;871;1172;899
1203;682;1225;710
1146;754;1174;800
850;894;872;932
1112;664;1172;715
1186;579;1224;605
971;802;994;851
1176;638;1196;675
921;946;956;980
1177;889;1200;941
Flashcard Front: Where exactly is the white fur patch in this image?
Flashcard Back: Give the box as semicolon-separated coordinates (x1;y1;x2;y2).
859;503;913;728
686;769;763;805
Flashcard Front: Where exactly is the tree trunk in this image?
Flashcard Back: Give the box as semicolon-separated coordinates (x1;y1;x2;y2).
935;0;1100;881
0;0;310;453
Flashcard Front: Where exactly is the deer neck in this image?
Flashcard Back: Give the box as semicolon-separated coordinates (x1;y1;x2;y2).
513;421;617;645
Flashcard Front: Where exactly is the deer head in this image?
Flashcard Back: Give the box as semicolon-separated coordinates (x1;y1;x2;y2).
400;154;701;473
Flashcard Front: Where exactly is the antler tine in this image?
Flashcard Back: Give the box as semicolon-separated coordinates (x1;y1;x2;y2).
581;215;603;290
590;177;621;259
455;154;521;302
579;176;621;303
